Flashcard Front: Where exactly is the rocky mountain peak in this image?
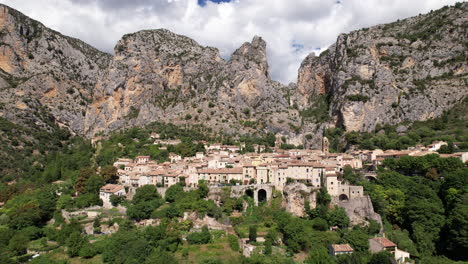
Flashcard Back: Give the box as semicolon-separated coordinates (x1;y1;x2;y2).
230;35;269;78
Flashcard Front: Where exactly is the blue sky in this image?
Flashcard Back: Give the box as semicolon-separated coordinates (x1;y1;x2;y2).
0;0;459;83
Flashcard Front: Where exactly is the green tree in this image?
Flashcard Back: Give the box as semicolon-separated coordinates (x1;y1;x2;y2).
197;181;209;199
110;194;125;206
165;184;184;203
132;185;161;204
441;194;468;260
317;187;331;206
128;199;163;221
84;175;105;194
327;208;349;229
102;230;152;264
79;242;97;258
7;201;42;229
342;229;369;252
368;251;392;264
8;234;28;256
228;234;240;252
187;225;211;244
249;225;257;242
311;217;329;231
304;246;334;264
66;232;87;257
144;249;179;264
264;238;272;255
387;229;419;257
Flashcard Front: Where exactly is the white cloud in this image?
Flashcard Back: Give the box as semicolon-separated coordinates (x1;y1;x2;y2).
0;0;458;83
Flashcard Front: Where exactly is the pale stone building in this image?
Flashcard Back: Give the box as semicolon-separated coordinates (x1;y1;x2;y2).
99;184;126;208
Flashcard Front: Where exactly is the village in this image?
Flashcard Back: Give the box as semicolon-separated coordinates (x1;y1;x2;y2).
92;133;467;263
102;134;467;206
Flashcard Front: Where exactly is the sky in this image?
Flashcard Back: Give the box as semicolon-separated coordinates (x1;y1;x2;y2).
0;0;458;84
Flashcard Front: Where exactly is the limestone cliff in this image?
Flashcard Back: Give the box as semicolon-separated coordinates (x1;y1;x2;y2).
0;3;466;142
0;4;111;133
85;30;295;137
297;3;467;132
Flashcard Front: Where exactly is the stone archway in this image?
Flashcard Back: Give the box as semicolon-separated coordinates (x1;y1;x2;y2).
258;189;267;204
365;175;376;182
339;194;349;201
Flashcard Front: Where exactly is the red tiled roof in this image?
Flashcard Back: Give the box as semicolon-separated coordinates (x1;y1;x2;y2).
331;244;354;252
100;184;124;193
198;168;243;174
372;237;397;248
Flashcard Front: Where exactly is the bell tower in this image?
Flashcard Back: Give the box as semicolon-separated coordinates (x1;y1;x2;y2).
322;136;329;153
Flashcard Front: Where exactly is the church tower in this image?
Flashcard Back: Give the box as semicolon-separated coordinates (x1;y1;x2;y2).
322;136;329;153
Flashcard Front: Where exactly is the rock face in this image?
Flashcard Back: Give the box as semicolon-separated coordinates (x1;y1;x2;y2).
0;3;466;141
297;3;468;132
334;196;383;230
0;4;110;133
85;30;294;137
282;183;318;217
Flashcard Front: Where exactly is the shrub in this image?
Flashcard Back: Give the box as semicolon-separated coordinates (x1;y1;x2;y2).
187;225;211;244
249;226;257;242
346;94;370;102
228;234;240;251
311;217;329;231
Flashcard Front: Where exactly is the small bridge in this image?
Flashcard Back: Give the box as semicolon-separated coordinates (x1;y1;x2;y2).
363;172;378;181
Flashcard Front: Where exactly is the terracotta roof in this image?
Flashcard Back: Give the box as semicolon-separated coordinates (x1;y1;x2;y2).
371;237;397;248
331;244;354;252
116;158;133;162
198;168;243;174
147;170;167;176
100;184;124;193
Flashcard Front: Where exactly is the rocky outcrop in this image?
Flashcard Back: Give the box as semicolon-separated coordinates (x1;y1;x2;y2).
183;212;229;230
282;183;318;217
334;196;383;230
297;3;468;132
